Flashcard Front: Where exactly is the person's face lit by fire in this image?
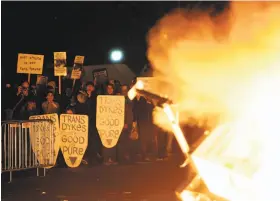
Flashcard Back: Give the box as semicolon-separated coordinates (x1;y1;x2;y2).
66;109;73;114
107;84;114;95
86;84;95;94
121;85;128;96
46;92;54;102
22;81;29;89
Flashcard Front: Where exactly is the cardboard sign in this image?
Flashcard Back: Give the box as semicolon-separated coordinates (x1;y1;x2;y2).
71;55;84;80
93;68;108;85
96;95;125;148
74;56;85;64
54;52;67;76
29;114;60;167
17;53;44;74
60;114;88;168
71;70;82;79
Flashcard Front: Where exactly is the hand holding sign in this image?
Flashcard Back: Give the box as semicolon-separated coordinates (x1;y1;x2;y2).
96;95;125;148
60;114;88;168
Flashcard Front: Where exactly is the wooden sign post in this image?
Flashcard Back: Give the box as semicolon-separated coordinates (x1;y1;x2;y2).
29;114;60;168
17;53;44;84
60;114;88;168
96;95;125;148
54;52;67;94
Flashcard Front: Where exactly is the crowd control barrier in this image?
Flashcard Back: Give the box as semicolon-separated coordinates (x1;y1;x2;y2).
1;119;55;182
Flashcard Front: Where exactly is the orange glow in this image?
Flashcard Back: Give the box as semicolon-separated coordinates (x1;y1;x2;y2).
147;1;280;200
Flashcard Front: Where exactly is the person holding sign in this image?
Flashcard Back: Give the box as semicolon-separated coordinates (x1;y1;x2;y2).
102;84;118;165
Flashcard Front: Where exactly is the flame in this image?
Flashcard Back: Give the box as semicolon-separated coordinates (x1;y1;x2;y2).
147;1;280;200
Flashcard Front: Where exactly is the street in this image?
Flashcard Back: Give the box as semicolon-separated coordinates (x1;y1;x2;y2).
2;154;191;201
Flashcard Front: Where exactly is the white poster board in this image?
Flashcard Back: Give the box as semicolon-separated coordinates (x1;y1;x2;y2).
96;95;125;148
60;114;88;168
29;114;60;167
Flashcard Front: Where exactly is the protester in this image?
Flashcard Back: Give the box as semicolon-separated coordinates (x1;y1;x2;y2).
117;85;134;163
3;72;178;167
75;91;88;115
84;81;102;165
42;92;60;114
103;84;118;165
132;94;153;161
20;99;39;120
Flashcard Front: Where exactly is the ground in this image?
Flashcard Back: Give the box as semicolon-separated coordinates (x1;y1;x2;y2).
2;154;193;201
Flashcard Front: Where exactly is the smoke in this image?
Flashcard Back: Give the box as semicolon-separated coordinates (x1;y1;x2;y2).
147;2;280;129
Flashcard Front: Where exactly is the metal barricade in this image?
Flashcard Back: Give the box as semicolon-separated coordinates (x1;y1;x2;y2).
1;119;55;182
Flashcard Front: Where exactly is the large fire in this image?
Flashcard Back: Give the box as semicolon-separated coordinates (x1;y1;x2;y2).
145;1;280;201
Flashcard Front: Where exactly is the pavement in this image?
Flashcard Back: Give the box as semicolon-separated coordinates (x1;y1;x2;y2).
2;154;193;201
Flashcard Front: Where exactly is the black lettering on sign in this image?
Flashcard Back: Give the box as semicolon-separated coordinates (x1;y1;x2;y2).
61;123;86;132
62;146;84;155
100;118;119;126
98;129;119;139
61;135;85;144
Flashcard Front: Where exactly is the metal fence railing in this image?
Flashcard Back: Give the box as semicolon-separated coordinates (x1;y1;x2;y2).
1;119;56;182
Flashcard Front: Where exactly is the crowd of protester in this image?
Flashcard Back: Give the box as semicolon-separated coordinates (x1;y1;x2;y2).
3;77;178;167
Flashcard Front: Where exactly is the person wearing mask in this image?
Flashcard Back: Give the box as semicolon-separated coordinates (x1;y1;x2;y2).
132;94;152;161
117;85;134;163
42;92;60;114
103;84;118;165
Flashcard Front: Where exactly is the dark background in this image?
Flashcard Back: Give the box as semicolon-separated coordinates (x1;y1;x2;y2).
1;1;227;85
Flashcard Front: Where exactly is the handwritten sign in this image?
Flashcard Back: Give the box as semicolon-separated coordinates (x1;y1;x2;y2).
71;70;82;79
29;114;60;167
17;53;44;74
54;52;67;76
96;95;125;148
71;55;84;80
60;114;88;168
74;56;85;64
93;68;108;85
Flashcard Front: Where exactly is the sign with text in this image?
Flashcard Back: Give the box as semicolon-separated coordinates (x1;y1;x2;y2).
54;52;67;76
92;68;108;85
17;53;44;74
74;55;85;64
60;114;88;168
96;95;125;148
71;55;85;79
29;114;60;167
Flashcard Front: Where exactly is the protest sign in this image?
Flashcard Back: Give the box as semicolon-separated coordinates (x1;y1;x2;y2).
60;114;88;168
54;52;67;94
54;52;67;76
71;55;85;80
96;95;125;148
92;68;108;85
17;53;44;74
29;114;60;167
74;55;85;64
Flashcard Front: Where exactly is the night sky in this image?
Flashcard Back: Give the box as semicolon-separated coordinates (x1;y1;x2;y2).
2;1;227;85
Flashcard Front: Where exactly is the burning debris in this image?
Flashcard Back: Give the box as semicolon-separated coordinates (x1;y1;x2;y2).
129;1;280;201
